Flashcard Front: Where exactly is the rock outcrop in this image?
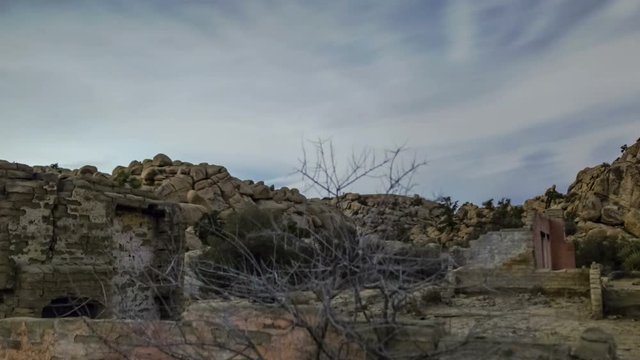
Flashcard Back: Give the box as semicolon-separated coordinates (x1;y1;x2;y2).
329;194;524;247
524;139;640;243
111;154;347;237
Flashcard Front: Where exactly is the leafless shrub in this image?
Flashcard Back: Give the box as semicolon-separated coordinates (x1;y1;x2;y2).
85;143;451;359
181;218;448;359
297;138;427;199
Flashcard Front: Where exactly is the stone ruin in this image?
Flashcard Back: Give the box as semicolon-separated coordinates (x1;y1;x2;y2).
0;153;350;322
0;159;189;320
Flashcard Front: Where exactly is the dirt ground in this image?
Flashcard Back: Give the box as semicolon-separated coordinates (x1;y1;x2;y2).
423;292;640;359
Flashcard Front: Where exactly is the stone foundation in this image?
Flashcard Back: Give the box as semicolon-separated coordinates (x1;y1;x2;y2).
454;267;590;294
0;302;445;360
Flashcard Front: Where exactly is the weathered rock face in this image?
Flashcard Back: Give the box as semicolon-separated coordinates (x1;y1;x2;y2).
567;141;640;232
111;154;348;237
524;139;640;243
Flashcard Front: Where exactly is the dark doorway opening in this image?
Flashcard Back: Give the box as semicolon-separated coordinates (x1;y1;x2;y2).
41;297;104;319
154;295;177;320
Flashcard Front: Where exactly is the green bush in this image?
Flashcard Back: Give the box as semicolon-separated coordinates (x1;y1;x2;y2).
564;214;578;236
574;236;623;272
488;198;524;230
194;206;309;269
619;241;640;272
482;198;494;210
223;205;285;238
575;236;640;273
112;169;142;189
436;196;459;232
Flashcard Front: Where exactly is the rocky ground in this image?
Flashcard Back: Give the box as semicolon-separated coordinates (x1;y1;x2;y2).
427;293;640;360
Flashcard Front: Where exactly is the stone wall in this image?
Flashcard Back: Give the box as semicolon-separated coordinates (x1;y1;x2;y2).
0;302;445;360
454;267;590;294
0;160;186;320
590;263;603;319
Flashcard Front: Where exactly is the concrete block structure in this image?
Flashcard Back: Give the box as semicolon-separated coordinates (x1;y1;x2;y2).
532;209;576;270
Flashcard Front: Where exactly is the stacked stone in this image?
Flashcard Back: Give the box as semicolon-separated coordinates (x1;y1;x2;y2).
0;160;36;316
589;262;603;319
113;153;343;236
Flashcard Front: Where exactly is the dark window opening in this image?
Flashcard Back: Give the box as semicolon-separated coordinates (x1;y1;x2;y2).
41;297;104;319
115;204;166;218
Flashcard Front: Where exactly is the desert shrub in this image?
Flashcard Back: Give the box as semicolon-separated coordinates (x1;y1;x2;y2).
410;194;424;206
112;169;142;189
222;205;286;239
482;198;494;210
575;236;640;273
564;218;578;236
436;196;459;232
193;212;224;246
193;206;311;295
489;198;524;229
564;212;578;236
195;206;311;267
619;241;640;272
574;237;623;272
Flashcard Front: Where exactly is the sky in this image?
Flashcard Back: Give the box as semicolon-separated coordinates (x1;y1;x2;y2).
0;0;638;204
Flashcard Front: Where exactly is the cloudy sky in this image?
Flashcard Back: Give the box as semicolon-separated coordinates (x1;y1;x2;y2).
1;0;638;204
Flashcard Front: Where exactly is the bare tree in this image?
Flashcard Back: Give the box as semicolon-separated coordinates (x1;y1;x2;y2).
185;221;447;360
297;139;427;199
81;143;445;359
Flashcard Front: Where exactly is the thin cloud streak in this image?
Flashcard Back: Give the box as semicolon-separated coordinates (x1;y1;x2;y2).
0;0;638;204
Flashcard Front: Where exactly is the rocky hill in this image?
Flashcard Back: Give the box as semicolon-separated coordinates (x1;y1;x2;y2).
332;138;640;252
325;193;524;247
28;137;639;252
525;138;640;242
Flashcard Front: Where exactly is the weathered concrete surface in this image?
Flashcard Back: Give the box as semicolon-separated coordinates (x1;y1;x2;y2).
604;277;640;318
463;228;534;269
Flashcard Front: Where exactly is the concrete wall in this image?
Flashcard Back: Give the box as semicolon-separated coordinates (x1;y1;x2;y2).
0;160;185;320
463;228;535;269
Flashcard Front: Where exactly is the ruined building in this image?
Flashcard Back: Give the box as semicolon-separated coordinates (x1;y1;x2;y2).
0;160;186;320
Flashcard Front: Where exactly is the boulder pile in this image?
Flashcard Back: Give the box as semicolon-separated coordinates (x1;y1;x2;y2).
525;138;640;243
110;153;347;236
